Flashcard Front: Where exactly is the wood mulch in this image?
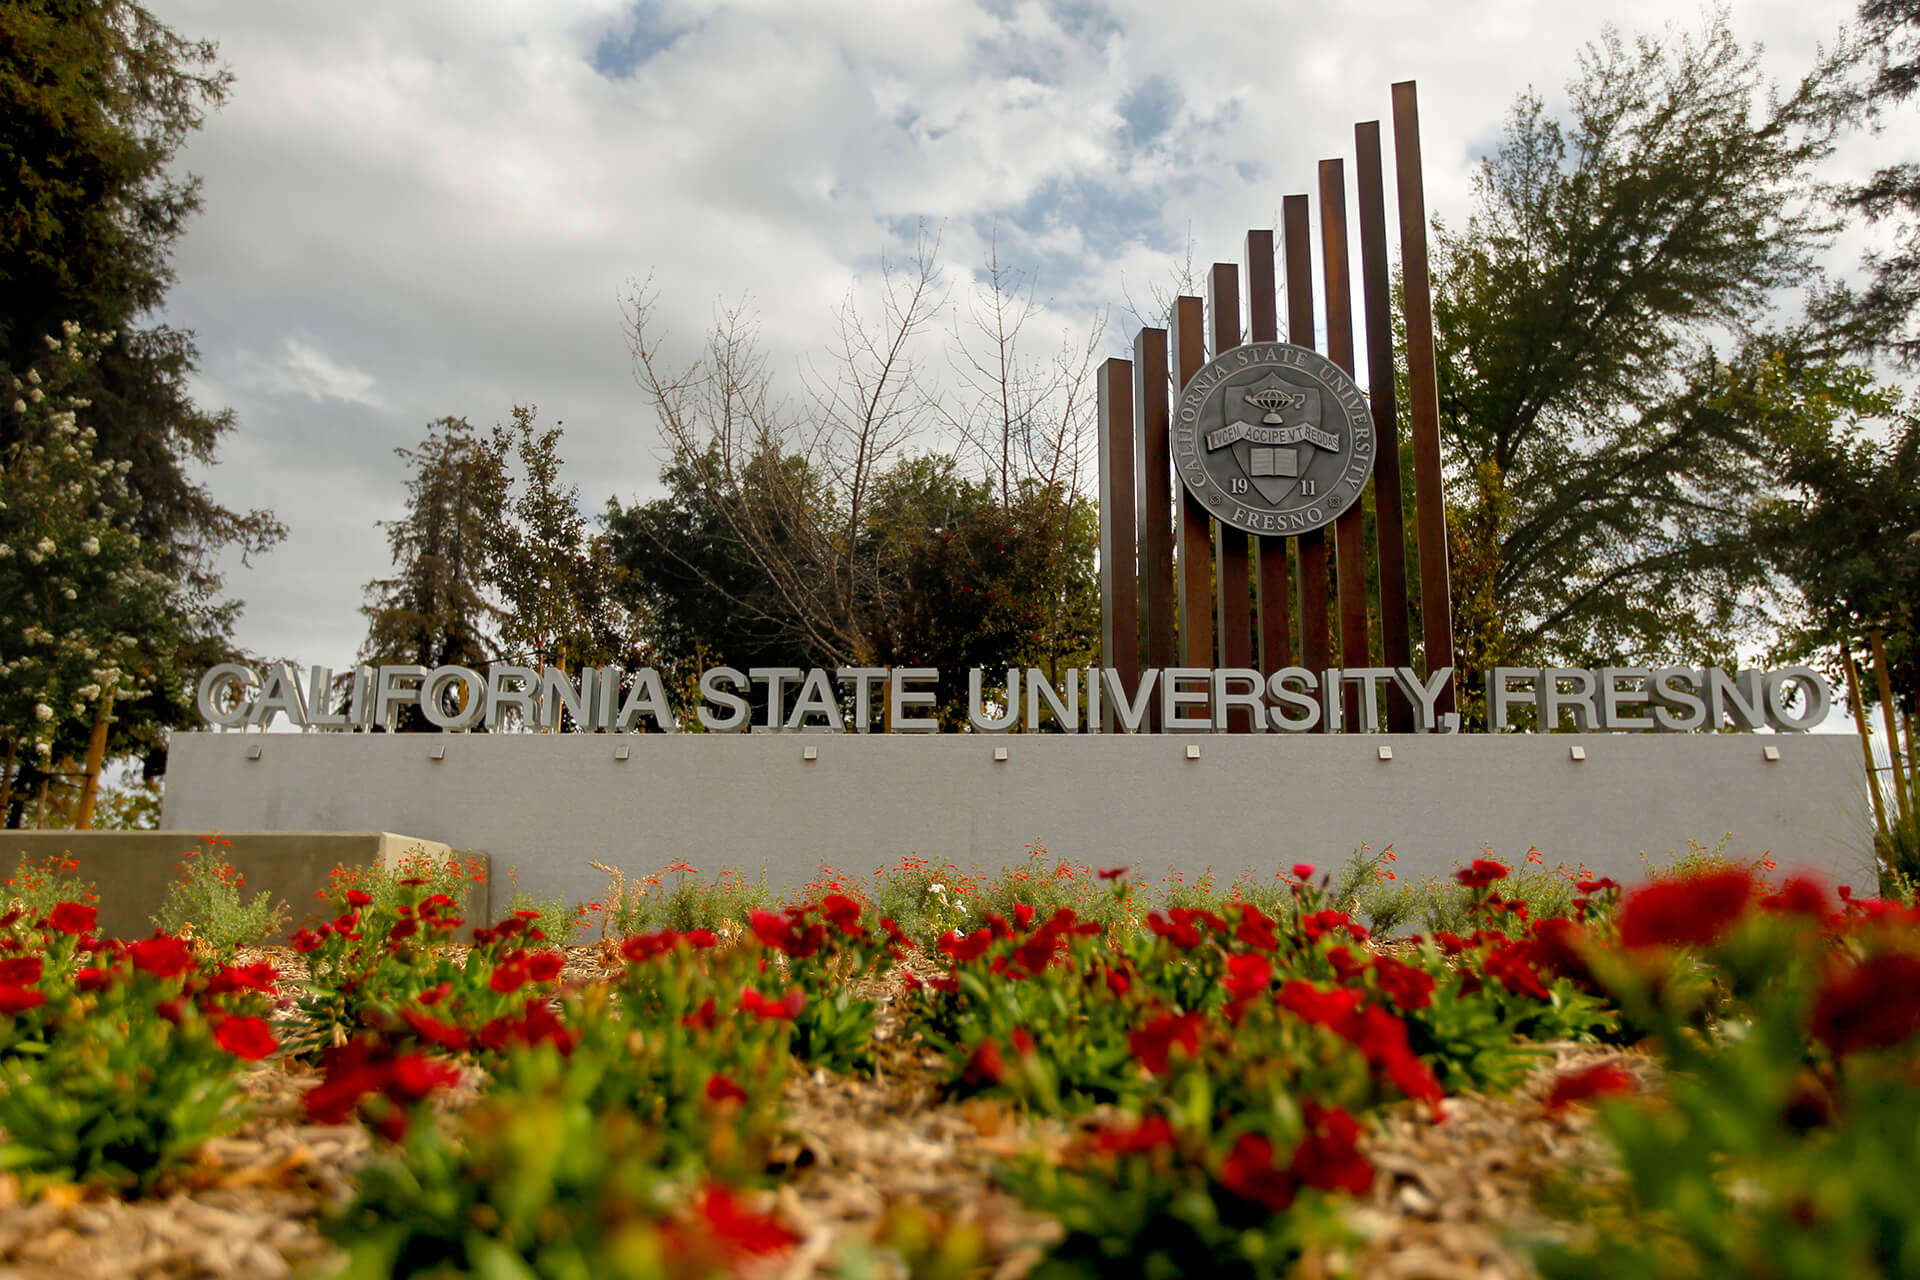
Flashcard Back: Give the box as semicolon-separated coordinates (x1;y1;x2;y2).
0;946;1646;1279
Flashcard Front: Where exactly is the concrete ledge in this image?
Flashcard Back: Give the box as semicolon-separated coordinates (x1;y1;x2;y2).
159;731;1876;912
0;830;486;941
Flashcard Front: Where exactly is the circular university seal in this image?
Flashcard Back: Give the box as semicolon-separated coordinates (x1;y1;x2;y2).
1171;342;1375;536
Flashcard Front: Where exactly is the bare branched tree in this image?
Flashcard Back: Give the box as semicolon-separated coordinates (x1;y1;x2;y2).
944;227;1107;505
623;230;947;667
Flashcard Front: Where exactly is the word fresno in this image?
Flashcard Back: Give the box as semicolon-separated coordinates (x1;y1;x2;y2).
196;662;1831;735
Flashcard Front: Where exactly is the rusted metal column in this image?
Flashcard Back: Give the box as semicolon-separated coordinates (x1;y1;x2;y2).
1392;80;1456;715
1245;228;1293;675
1283;195;1331;692
1356;120;1414;731
1097;357;1139;733
1134;328;1175;730
1171;296;1213;688
1209;263;1254;731
1320;158;1373;730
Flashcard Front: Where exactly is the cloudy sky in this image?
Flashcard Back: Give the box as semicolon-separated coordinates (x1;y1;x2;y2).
146;0;1895;677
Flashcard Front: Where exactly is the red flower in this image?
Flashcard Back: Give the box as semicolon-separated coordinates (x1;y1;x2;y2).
681;996;718;1030
821;893;866;937
1811;953;1920;1056
1219;1133;1296;1212
212;1015;279;1060
1455;859;1509;889
1291;863;1316;881
1371;956;1435;1010
1543;1061;1638;1114
291;927;327;954
478;1002;578;1055
1097;866;1128;880
1292;1103;1374;1195
1013;903;1036;931
75;966;114;993
346;889;373;908
1234;902;1278;951
706;1073;749;1104
686;928;718;948
1130;1010;1204;1075
739;986;806;1021
0;957;43;988
1618;870;1754;948
1223;953;1273;1003
401;1009;471;1052
128;934;195;980
1575;877;1620;896
208;961;278;996
1761;873;1835;921
383;1053;461;1104
0;985;45;1015
47;902;98;936
1276;980;1362;1033
1482;940;1551;1000
937;927;995;964
489;962;529;994
962;1038;1006;1086
691;1185;800;1257
1087;1114;1178;1156
526;950;565;983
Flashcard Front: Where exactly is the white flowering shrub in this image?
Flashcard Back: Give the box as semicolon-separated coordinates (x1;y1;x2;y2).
0;327;197;772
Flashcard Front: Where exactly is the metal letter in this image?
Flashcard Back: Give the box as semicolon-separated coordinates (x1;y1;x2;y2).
1103;668;1159;734
1025;668;1079;732
615;668;678;732
1340;668;1396;733
1765;666;1831;733
538;666;592;731
1393;666;1452;732
1598;667;1653;731
969;668;1019;733
1210;669;1266;732
890;668;939;733
421;666;486;730
486;665;538;731
749;668;803;731
837;668;888;732
1163;668;1212;732
1537;669;1598;732
247;662;308;728
1650;668;1707;732
196;663;257;728
1267;668;1321;732
785;668;844;732
306;665;345;728
698;668;750;732
1704;668;1767;732
375;665;428;730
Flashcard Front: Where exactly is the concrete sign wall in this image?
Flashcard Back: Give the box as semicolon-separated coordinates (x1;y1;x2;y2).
160;731;1876;913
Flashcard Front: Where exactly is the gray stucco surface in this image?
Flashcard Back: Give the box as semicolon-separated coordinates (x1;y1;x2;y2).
160;731;1876;911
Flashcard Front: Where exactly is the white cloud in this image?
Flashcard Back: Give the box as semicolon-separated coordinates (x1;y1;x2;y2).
143;0;1893;671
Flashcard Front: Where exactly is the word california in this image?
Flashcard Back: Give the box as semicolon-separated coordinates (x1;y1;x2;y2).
197;662;1831;736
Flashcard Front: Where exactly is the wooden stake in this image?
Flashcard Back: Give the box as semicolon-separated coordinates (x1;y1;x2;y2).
74;690;114;830
1846;641;1890;837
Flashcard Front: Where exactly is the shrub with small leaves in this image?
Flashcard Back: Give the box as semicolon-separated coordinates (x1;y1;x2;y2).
152;838;287;956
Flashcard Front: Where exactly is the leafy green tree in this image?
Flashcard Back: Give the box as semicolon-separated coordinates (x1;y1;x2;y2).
1431;14;1861;673
1835;0;1920;364
0;330;200;821
357;418;508;729
0;0;282;756
489;407;642;676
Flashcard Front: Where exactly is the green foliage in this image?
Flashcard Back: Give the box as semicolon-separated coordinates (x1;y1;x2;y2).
0;914;279;1190
505;878;580;946
151;838;286;956
1533;879;1920;1279
0;0;281;777
583;861;771;940
356;417;508;724
1;852;97;922
329;1039;793;1279
1431;12;1861;668
0;332;202;776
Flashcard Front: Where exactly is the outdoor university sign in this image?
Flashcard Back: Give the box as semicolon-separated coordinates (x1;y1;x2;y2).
196;662;1833;736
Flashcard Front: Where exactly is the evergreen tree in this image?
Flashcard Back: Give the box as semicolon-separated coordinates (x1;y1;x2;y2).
358;418;507;729
0;0;282;755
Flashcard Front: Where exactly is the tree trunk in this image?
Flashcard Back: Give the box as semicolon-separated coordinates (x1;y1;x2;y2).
0;737;14;828
1871;627;1912;824
73;691;115;830
1845;642;1890;837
